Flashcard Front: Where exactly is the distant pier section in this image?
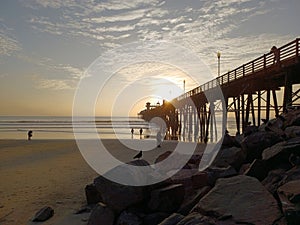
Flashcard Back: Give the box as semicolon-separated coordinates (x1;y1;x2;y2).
139;38;300;142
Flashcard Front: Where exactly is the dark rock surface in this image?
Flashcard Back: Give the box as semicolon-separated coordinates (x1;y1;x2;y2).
158;213;184;225
94;159;151;212
116;210;142;225
87;202;114;225
85;183;102;205
192;175;281;224
32;206;54;222
148;184;185;213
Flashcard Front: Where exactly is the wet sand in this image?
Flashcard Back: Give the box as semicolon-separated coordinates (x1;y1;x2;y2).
0;139;206;225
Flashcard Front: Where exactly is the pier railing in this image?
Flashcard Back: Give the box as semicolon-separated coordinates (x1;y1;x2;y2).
177;38;300;101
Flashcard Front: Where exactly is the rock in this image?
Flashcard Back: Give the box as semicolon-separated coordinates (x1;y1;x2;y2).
262;138;300;161
278;180;300;225
85;184;102;205
143;212;169;225
261;169;286;195
94;159;151;212
238;163;251;175
244;125;258;136
154;152;193;174
205;166;237;186
178;186;211;216
169;169;195;186
285;126;300;138
211;147;246;171
32;206;54;222
148;184;185;213
158;213;184;225
241;131;283;162
278;166;300;189
116;210;142;225
265;117;286;137
188;154;202;167
244;159;269;181
192;175;282;224
222;133;240;147
155;151;172;164
176;212;216;225
191;171;209;189
283;109;300;128
278;180;300;204
87;202;114;225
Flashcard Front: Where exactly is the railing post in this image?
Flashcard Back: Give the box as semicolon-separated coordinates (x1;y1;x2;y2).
252;61;254;73
243;65;245;76
296;38;299;57
227;72;229;83
263;54;266;69
235;70;236;79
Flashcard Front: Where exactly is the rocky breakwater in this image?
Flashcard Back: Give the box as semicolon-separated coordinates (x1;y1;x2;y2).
82;108;300;225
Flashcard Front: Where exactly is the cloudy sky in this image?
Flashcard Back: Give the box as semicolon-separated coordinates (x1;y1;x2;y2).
0;0;299;116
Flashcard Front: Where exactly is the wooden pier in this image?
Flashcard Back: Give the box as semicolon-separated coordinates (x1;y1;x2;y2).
139;38;300;142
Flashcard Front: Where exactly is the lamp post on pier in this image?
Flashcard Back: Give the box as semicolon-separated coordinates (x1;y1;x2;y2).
217;51;221;76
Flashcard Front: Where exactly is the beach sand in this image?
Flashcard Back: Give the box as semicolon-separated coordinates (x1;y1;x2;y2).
0;139;206;225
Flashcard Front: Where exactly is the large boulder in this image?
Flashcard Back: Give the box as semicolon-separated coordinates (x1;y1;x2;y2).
261;169;286;195
285;126;300;139
282;109;300;128
87;203;115;225
85;184;102;205
278;180;300;225
262;137;300;161
210;147;246;171
94;159;152;212
192;175;282;224
241;131;282;162
177;186;211;216
244;159;269;181
148;184;185;213
205;166;238;186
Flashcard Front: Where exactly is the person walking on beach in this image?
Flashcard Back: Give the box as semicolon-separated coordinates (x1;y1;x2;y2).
270;46;280;64
28;130;33;140
139;128;143;139
131;128;134;138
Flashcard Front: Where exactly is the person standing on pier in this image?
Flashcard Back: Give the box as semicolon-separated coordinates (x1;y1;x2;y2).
270;46;280;64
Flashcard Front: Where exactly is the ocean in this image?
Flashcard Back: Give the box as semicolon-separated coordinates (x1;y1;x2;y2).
0;116;152;140
0;116;238;141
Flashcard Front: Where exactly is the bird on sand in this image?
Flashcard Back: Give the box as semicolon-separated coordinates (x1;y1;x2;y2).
133;150;143;159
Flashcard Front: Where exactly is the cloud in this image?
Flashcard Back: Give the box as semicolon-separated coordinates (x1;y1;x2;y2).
23;0;296;81
0;23;22;56
35;78;77;90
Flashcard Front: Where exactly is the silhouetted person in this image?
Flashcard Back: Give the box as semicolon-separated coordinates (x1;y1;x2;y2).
133;150;143;159
28;130;33;140
139;128;143;139
270;46;280;64
131;128;134;138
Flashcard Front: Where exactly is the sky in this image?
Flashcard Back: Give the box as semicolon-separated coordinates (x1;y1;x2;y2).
0;0;299;116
